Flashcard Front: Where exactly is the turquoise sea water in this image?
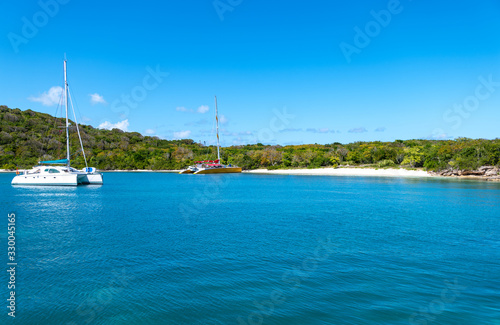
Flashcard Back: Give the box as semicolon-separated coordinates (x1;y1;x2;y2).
1;172;499;325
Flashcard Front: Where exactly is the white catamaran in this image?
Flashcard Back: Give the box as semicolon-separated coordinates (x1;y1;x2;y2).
11;60;103;186
179;96;242;174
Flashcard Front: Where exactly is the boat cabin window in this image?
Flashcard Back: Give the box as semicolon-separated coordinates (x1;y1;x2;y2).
48;169;60;173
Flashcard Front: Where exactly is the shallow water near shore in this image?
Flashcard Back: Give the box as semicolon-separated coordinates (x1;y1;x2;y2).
1;172;499;324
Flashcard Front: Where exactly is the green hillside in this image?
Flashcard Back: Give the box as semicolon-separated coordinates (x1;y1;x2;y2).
1;105;499;171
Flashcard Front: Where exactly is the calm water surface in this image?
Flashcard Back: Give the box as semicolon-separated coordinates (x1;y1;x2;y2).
1;172;499;324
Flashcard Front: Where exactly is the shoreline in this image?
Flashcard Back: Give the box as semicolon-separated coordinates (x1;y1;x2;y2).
243;167;432;178
1;167;498;181
244;167;500;181
0;169;181;173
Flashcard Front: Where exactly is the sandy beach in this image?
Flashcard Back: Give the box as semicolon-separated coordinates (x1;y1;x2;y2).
0;167;432;177
244;167;432;178
3;167;498;181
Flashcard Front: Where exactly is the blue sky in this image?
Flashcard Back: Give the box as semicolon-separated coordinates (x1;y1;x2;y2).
1;0;499;146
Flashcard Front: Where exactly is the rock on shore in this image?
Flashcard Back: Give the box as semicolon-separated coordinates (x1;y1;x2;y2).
429;166;500;181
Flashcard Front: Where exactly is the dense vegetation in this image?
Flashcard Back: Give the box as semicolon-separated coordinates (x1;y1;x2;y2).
1;105;499;171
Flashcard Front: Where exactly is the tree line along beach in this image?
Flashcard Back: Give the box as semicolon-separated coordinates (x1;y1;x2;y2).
0;105;499;181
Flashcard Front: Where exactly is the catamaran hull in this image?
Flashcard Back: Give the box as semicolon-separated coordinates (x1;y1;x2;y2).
79;173;103;185
179;169;195;174
11;174;79;186
11;172;103;186
194;167;242;174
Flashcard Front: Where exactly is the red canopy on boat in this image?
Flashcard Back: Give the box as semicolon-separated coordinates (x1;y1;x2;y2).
196;160;220;163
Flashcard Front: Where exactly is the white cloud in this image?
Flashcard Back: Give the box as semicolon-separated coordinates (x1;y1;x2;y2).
280;128;302;133
306;128;331;133
89;93;106;105
222;130;238;136
28;86;63;106
99;119;129;131
427;128;453;140
145;129;155;135
219;114;228;124
176;106;190;112
348;127;368;133
173;130;191;139
232;137;245;145
197;105;209;114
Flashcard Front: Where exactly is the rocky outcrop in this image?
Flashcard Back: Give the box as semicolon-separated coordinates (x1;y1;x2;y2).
485;169;499;176
430;166;500;181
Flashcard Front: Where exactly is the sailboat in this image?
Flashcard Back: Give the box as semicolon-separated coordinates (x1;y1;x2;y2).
179;96;242;174
11;60;103;186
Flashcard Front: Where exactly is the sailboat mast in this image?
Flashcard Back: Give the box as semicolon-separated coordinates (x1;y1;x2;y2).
64;60;70;167
215;96;220;162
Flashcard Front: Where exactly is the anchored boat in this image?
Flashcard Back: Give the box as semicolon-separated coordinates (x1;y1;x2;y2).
179;159;242;174
11;60;103;186
179;96;242;175
12;165;102;186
